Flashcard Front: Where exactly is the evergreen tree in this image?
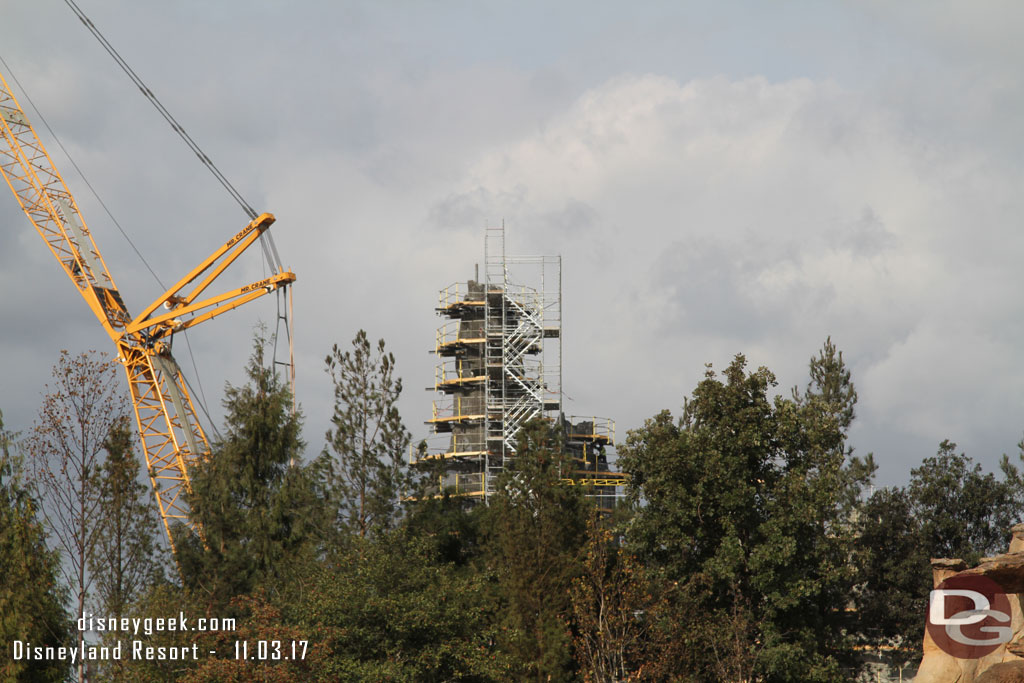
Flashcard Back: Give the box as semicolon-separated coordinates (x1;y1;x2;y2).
324;330;411;540
108;581;200;683
796;337;876;517
288;531;505;681
483;419;589;682
88;416;166;681
177;332;319;611
90;416;166;619
402;488;486;568
0;410;71;683
799;336;857;433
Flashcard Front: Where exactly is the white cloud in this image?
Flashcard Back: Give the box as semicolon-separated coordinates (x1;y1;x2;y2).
3;1;1023;488
425;71;1024;481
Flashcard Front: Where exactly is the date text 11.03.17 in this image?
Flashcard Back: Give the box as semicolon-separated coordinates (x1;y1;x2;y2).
234;640;308;661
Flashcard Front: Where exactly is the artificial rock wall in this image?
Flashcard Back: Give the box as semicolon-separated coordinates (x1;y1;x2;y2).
916;524;1024;683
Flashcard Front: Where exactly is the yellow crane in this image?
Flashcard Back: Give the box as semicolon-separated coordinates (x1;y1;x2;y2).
0;70;296;553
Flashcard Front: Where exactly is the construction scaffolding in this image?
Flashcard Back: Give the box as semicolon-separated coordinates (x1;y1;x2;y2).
416;225;626;507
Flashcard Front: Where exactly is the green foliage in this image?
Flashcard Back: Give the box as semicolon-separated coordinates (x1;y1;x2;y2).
40;327;1024;680
853;486;928;660
108;581;201;683
800;336;857;432
324;329;411;540
178;332;320;610
0;410;72;683
291;530;505;682
910;439;1019;562
402;492;486;568
855;440;1023;657
179;593;317;683
88;416;168;681
797;337;876;518
620;347;863;682
483;420;589;682
90;416;166;618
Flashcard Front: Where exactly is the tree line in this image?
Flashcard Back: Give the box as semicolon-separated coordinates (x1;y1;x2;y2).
2;334;1023;681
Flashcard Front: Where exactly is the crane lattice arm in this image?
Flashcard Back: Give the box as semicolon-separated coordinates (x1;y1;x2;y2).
0;70;296;553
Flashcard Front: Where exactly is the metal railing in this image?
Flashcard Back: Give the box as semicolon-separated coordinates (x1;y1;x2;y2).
429;396;486;422
434;359;485;389
565;416;616;444
437;282;484;310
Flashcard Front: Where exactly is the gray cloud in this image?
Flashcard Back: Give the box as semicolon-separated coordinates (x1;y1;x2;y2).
1;1;1022;489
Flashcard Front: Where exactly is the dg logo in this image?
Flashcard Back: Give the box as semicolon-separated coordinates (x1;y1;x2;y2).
927;574;1013;659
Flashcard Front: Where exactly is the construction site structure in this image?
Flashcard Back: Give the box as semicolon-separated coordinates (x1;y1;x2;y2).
415;225;626;508
0;69;294;555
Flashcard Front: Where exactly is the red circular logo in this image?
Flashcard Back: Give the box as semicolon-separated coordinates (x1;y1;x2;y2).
926;574;1012;659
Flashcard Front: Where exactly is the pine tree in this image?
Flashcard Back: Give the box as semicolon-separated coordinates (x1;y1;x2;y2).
90;416;165;619
0;410;71;683
87;415;166;681
800;336;857;432
484;419;589;682
178;332;319;611
288;530;505;681
797;337;876;517
324;330;411;540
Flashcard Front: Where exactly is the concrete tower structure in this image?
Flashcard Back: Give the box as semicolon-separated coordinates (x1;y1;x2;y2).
415;226;625;507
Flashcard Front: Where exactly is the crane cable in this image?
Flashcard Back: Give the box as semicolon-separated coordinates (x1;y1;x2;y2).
63;0;296;402
0;51;219;425
0;52;167;291
63;0;282;274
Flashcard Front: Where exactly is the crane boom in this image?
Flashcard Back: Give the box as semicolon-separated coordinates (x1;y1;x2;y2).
0;84;129;338
0;70;296;553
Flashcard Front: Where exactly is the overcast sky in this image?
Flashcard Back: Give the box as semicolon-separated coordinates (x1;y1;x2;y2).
2;1;1023;487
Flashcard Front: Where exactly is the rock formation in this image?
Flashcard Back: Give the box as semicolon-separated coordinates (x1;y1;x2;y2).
915;524;1024;682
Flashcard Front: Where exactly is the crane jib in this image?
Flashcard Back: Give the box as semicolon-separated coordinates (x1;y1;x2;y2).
0;65;295;564
92;285;130;328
